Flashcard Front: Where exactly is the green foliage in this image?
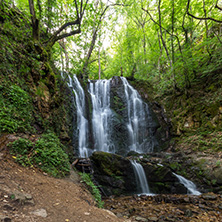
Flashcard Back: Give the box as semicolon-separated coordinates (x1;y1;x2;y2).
79;172;104;208
33;132;70;177
0;85;34;133
10;138;33;166
9;133;70;177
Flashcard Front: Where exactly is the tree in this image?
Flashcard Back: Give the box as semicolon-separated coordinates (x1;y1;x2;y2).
28;0;89;49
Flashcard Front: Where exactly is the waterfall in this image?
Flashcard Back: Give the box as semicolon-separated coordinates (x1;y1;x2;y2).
173;173;201;195
88;79;114;153
130;160;151;194
67;75;158;157
71;75;90;157
121;77;155;153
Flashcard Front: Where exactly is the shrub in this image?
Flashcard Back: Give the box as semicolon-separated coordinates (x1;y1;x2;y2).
9;132;70;177
80;172;104;208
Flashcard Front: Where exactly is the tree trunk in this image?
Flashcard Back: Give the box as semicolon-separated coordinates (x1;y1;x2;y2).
28;0;39;41
171;0;177;89
158;0;171;66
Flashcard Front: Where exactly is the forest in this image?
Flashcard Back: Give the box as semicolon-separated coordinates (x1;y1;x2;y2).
6;0;222;89
0;0;222;221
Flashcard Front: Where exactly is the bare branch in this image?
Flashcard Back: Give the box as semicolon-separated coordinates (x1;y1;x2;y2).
216;0;222;10
55;28;81;42
186;0;222;23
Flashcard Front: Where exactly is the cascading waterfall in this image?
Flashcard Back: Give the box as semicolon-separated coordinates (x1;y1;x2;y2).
121;77;155;153
70;75;90;157
88;79;114;153
130;160;151;194
173;173;201;195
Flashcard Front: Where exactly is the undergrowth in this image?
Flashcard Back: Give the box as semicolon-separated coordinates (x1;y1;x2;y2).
0;84;34;133
79;172;104;208
9;132;70;177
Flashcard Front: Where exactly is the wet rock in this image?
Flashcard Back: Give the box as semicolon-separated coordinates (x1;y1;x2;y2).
90;151;137;196
184;209;192;217
202;192;217;200
147;217;158;221
135;216;148;222
142;163;187;194
31;208;47;218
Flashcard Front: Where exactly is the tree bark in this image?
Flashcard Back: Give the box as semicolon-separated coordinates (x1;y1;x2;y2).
28;0;39;41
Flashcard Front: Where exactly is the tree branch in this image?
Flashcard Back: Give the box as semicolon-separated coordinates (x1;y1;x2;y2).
216;0;222;11
187;0;222;23
55;28;81;42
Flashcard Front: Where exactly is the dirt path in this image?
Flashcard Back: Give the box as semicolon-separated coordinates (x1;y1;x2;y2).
0;153;124;222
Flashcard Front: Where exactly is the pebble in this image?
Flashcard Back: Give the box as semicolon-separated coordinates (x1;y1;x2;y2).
135;216;148;222
202;193;217;200
147;217;158;221
31;208;47;218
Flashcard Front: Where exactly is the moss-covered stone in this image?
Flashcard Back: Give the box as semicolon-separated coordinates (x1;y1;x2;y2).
90;151;137;196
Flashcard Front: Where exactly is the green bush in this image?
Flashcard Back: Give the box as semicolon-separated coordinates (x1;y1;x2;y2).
80;172;104;208
9;132;70;177
33;132;70;177
10;138;33;166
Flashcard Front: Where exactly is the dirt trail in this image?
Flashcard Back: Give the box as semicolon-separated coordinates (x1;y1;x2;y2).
0;153;124;222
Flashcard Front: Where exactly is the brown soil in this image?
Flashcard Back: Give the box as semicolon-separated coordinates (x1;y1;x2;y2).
0;153;124;222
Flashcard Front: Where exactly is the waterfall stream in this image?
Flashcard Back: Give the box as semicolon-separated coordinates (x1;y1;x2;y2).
173;173;201;195
130;160;151;195
121;77;156;153
70;75;90;157
88;79;114;153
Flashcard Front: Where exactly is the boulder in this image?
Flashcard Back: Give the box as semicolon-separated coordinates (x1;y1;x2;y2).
90;151;136;196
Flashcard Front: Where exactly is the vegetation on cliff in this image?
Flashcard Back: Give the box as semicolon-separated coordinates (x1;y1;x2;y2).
0;0;221;181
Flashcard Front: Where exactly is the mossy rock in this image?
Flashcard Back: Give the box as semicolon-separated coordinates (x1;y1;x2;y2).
90;151;137;196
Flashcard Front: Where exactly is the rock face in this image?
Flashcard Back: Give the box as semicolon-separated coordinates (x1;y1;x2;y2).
90;152;190;196
90;152;137;196
72;76;167;156
142;161;187;194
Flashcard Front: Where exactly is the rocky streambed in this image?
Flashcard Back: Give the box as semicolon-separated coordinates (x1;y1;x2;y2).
104;192;222;221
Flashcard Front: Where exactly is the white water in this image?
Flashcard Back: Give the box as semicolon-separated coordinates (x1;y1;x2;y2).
130;160;151;194
173;173;201;195
88;79;113;153
71;75;89;157
121;77;154;153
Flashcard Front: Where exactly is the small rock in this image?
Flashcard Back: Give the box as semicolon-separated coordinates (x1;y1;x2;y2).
25;193;33;200
116;212;123;218
0;215;12;222
147;217;158;221
3;204;14;211
135;216;148;222
185;209;192;217
102;209;117;217
12;191;34;205
202;192;217;200
31;208;47;218
183;197;189;203
84;212;90;216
